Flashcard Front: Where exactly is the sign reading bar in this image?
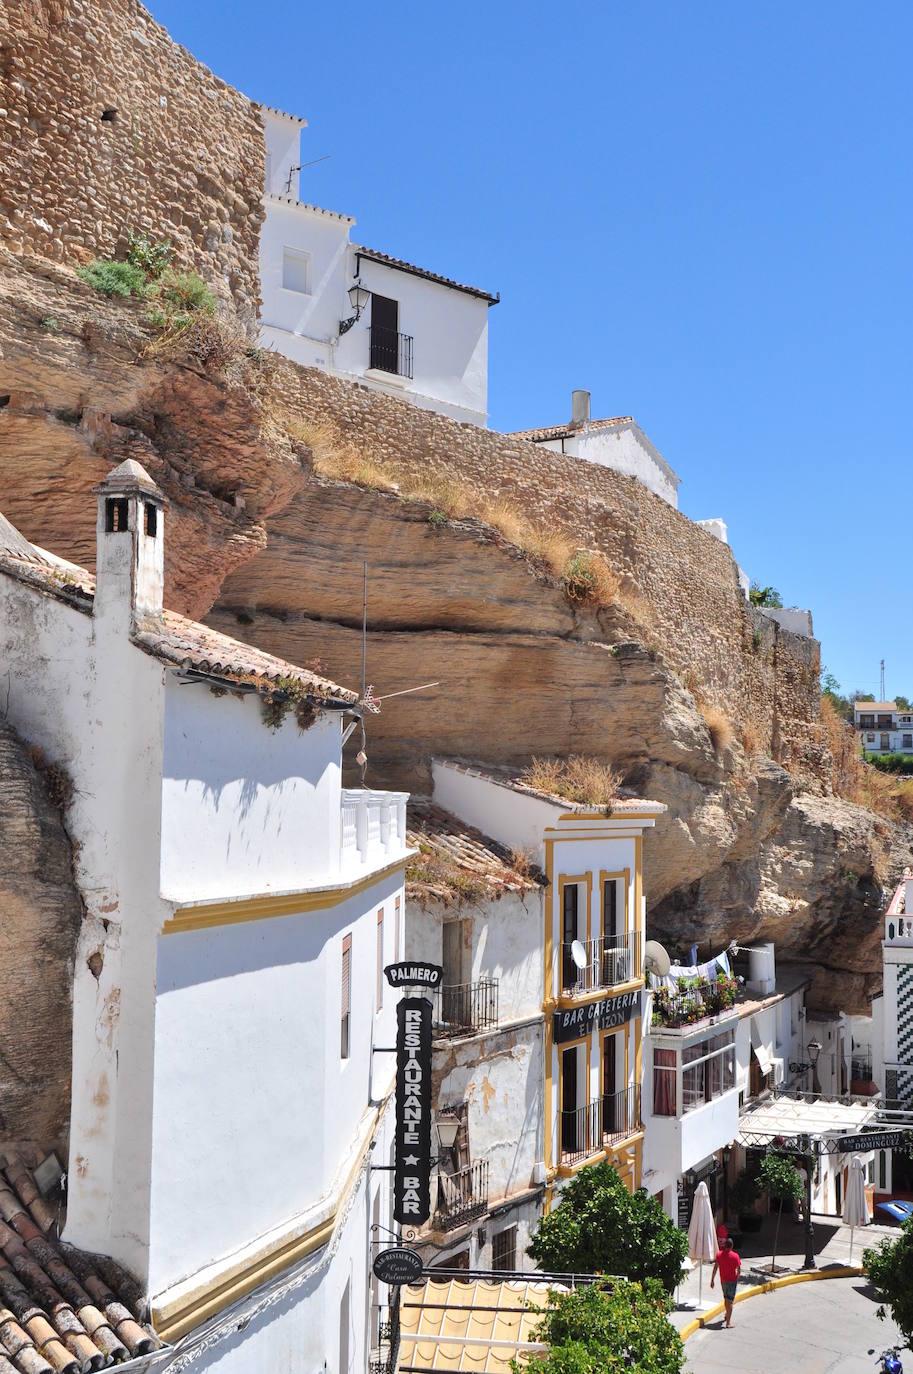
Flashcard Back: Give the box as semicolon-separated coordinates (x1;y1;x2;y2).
393;996;434;1225
553;991;641;1045
372;1246;423;1286
385;961;443;990
835;1130;913;1154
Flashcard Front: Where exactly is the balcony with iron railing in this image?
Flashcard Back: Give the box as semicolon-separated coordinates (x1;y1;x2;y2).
369;324;414;378
560;932;639;996
559;1086;642;1166
432;979;499;1039
341;788;409;875
649;973;741;1032
433;1160;489;1230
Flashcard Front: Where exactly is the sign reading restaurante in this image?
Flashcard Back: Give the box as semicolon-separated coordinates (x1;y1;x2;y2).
553;991;641;1044
393;997;434;1224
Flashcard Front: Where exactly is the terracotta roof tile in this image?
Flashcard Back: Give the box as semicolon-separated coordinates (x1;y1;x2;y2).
406;800;544;900
508;416;633;443
0;1151;161;1371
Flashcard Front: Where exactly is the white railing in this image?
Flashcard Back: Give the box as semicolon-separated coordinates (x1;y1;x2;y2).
886;913;913;945
341;789;408;869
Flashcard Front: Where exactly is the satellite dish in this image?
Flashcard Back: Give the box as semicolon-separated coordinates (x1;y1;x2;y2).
570;939;588;970
644;940;671;978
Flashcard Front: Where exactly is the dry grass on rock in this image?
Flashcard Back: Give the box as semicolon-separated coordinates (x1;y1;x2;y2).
699;703;734;754
520;756;621;809
820;695;913;825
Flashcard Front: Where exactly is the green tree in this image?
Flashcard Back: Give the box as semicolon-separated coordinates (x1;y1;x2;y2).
516;1280;684;1374
749;583;783;608
757;1153;803;1275
526;1162;687;1294
896;695;912;712
864;1216;913;1349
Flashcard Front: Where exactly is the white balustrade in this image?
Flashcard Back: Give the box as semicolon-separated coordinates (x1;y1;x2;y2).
340;788;409;871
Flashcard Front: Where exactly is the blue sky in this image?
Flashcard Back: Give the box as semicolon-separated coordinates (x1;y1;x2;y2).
149;1;913;700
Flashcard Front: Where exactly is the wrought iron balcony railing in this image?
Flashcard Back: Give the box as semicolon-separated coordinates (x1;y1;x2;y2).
434;1160;489;1231
559;1086;641;1166
369;324;414;378
433;979;499;1038
560;932;638;994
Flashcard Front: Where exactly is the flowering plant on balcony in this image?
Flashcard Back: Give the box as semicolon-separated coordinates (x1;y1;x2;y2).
651;972;740;1028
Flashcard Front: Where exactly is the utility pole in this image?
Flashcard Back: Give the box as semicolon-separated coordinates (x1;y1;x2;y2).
881;659;886;701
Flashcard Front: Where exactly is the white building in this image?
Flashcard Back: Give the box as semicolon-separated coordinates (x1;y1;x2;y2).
422;759;666;1231
509;390;681;508
259;108;499;426
854;702;913;756
642;942;809;1222
0;463;411;1373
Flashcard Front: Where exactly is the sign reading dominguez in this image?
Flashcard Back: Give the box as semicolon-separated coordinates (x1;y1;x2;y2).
393;996;434;1225
835;1129;913;1154
553;991;641;1044
385;961;443;990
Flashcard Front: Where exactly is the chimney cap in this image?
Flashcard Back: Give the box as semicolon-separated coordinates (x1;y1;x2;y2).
571;389;591;425
93;459;164;500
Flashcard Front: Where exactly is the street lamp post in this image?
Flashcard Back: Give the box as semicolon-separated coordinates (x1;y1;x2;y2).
797;1133;817;1270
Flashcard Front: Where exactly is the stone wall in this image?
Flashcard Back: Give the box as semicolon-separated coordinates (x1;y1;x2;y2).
0;0;265;318
273;362;822;769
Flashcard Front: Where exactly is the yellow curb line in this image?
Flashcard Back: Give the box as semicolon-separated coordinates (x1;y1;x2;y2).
679;1265;865;1341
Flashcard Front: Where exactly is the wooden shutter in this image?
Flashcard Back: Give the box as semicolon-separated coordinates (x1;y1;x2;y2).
376;908;384;1010
342;934;352;1017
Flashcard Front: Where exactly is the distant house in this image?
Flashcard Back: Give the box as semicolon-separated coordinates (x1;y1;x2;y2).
854;701;913;755
258;108;499;427
509;390;681;508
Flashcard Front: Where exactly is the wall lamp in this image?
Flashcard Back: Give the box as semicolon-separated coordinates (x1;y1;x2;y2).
339;280;371;335
789;1038;822;1076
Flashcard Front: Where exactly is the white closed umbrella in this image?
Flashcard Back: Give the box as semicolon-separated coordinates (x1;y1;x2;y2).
687;1181;718;1307
843;1156;870;1262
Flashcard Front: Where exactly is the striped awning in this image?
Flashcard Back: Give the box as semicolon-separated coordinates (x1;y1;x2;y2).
397;1277;561;1373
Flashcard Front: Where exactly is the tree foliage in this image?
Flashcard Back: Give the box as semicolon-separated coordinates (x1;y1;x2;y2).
526;1163;688;1294
749;582;783;608
517;1280;684;1374
864;1218;913;1349
757;1153;803;1202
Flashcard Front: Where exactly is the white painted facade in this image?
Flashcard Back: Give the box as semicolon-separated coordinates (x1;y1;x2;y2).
427;760;665;1226
0;467;411;1372
260;111;497;426
757;606;815;639
854;702;913;755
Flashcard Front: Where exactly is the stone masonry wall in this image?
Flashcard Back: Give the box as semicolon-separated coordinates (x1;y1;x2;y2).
274;362;822;771
0;0;265;318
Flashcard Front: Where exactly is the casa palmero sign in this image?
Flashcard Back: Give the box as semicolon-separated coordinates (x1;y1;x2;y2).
553;990;641;1045
835;1129;913;1154
385;961;443;990
393;996;434;1224
372;1245;423;1285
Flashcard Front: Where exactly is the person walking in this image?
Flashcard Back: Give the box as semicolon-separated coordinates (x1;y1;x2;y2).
710;1237;742;1328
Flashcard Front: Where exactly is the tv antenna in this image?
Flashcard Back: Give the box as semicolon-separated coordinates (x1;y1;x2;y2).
881;658;886;700
284;153;331;195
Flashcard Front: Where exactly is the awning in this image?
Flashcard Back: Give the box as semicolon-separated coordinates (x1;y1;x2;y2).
398;1277;559;1372
751;1043;774;1077
739;1095;879;1149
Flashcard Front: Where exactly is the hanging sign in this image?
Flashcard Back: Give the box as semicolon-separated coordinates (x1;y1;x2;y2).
835;1130;913;1154
385;962;443;990
372;1246;424;1285
393;996;434;1225
553;991;641;1045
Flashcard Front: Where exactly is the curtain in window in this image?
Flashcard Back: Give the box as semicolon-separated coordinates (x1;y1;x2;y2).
653;1048;677;1116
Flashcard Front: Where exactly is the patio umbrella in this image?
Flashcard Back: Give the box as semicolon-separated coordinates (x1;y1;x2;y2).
843;1155;870;1262
687;1181;718;1307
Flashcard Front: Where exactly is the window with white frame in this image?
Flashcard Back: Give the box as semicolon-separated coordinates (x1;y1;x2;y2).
282;247;312;294
681;1030;736;1113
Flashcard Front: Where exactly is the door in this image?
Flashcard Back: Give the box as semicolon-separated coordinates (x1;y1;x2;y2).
562;884;579;990
603;878;622;982
442;922;464;1026
602;1032;618;1135
561;1046;579;1157
370;293;399;372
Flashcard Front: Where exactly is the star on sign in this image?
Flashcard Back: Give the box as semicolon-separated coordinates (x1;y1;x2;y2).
402;1155;420;1166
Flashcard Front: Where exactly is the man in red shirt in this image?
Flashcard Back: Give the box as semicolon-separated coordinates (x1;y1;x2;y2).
710;1237;741;1328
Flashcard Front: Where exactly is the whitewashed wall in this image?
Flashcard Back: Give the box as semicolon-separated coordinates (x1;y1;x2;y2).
536;424;679;508
431;763;558;863
259;198;352;366
160;680;343;901
148;866;403;1297
262;109;304;199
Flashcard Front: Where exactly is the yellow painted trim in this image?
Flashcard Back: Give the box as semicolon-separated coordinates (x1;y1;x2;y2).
163;859;407;934
554;976;645;1010
556;872;593;998
598;867;630;941
679;1266;864;1342
154;1098;385;1339
554;1131;645;1179
544;838;554;1174
556;811;664;824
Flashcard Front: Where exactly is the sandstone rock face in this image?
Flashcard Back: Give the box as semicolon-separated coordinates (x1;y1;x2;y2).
0;724;82;1143
1;251;910;1014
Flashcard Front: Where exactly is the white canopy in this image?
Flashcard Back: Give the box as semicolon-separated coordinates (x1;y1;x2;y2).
738;1095;878;1147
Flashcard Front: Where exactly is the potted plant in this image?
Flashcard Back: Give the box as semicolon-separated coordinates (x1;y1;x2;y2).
729;1169;762;1232
757;1154;804;1274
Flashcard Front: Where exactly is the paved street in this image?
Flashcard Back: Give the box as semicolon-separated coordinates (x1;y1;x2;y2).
685;1276;905;1373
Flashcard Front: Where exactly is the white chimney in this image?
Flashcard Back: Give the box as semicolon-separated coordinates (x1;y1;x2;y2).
93;459;165;630
571;389;590;425
746;942;776;996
